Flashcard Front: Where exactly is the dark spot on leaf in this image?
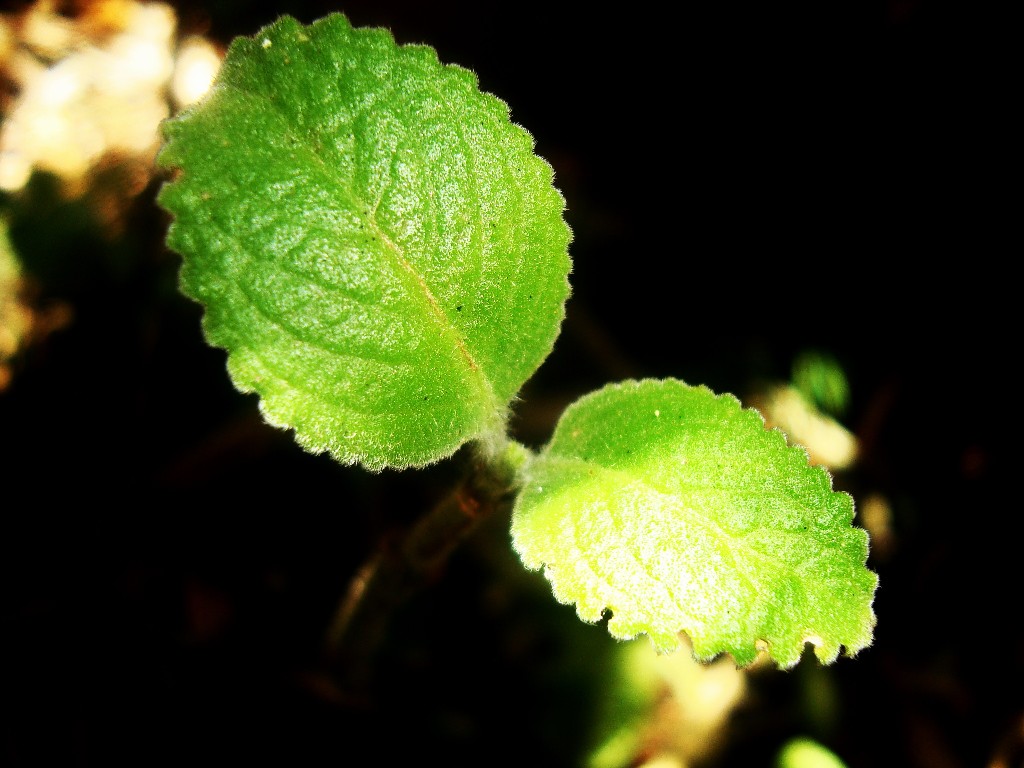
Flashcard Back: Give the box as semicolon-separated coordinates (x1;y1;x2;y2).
456;305;462;311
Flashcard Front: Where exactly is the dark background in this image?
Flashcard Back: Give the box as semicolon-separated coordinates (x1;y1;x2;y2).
1;1;1017;766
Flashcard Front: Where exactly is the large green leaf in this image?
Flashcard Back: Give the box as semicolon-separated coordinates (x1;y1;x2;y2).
511;379;878;668
157;13;571;470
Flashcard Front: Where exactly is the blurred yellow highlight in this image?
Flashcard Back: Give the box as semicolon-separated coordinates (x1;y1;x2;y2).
776;737;849;768
173;36;221;107
0;0;222;196
858;492;895;560
0;217;29;388
753;384;858;471
589;636;747;768
0;216;71;390
0;0;219;385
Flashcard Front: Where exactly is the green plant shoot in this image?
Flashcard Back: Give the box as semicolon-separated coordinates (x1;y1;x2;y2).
157;12;877;668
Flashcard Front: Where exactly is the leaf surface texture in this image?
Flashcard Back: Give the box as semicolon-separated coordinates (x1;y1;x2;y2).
512;379;878;667
158;13;571;469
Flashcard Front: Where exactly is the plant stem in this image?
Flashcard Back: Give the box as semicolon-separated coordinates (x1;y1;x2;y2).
322;440;531;695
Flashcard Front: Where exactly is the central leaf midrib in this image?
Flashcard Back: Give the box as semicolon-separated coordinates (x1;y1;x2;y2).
229;80;497;413
369;219;480;374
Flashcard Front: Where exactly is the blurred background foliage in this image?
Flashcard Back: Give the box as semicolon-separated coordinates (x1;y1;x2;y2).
0;1;1017;767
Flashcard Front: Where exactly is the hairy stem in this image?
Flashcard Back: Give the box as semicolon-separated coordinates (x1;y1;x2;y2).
323;440;531;694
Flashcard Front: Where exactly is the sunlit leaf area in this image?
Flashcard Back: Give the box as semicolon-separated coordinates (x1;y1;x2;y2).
0;2;1016;767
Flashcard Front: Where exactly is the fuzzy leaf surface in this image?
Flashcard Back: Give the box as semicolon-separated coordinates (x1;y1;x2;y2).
157;13;571;470
511;379;878;668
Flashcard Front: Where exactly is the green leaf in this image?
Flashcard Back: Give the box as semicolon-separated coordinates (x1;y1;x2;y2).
156;13;571;470
511;379;878;668
776;738;849;768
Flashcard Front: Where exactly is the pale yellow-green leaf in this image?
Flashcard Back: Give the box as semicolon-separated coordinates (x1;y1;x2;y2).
511;379;878;668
